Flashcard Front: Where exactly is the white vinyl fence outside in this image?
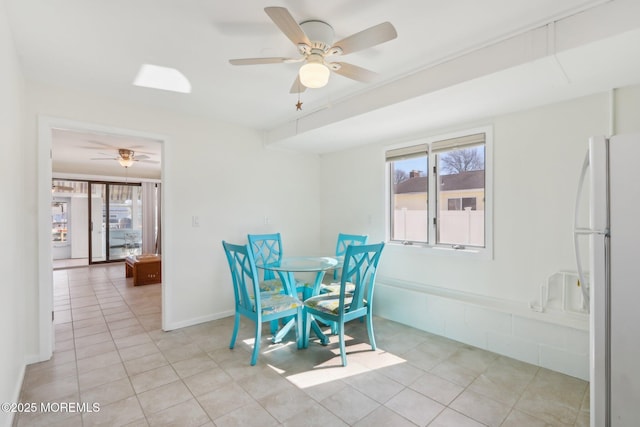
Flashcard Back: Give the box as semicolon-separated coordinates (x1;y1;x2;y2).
393;208;484;246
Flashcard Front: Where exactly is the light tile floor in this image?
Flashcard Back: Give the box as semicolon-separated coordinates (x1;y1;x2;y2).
52;257;88;270
15;264;590;426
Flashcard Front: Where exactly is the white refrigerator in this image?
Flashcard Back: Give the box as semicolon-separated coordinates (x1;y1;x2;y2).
574;134;640;427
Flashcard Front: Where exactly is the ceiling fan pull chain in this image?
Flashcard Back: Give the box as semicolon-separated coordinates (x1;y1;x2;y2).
296;85;303;111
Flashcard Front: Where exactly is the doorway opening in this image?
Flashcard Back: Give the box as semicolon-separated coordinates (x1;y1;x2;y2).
38;116;168;362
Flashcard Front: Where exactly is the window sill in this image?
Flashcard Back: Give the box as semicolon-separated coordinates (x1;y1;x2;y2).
387;241;493;260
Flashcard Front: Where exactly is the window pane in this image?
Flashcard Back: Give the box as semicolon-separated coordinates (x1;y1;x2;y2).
447;198;461;211
91;183;106;263
51;201;68;243
108;184;142;260
390;156;428;243
462;197;477;210
437;146;485;247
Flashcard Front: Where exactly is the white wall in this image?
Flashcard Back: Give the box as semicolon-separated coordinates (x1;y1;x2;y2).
0;3;28;426
319;86;640;379
322;92;608;298
22;82;323;357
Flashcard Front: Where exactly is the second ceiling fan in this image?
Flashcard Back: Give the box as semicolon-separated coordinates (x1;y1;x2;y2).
91;149;157;168
229;7;397;93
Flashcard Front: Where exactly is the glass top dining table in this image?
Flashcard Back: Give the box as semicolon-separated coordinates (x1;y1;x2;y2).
256;256;341;297
259;256;339;272
256;256;341;345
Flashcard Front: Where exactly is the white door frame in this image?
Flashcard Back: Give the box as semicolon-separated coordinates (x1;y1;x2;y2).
37;116;168;361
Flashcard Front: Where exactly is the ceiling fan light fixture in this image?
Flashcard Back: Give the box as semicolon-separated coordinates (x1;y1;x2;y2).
118;158;134;168
118;149;135;168
231;8;396;93
299;58;330;89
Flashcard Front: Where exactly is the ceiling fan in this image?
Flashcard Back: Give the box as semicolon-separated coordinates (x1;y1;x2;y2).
91;149;157;168
229;7;397;93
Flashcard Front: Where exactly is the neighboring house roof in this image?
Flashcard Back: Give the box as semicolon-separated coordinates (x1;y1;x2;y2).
395;170;484;194
395;176;428;194
440;170;484;191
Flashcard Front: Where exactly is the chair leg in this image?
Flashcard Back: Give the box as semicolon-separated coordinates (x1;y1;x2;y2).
295;310;303;349
270;319;279;334
338;321;347;366
250;321;262;366
303;312;312;348
273;317;296;343
366;313;376;350
229;313;240;349
309;315;330;345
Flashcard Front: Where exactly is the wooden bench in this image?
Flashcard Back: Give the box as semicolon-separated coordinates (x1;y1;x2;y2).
125;254;161;286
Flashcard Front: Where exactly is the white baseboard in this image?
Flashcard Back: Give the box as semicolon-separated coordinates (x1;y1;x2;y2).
163;310;234;331
3;363;27;427
24;353;44;365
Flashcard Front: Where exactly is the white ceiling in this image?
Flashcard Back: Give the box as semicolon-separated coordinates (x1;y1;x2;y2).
51;129;162;180
5;0;640;164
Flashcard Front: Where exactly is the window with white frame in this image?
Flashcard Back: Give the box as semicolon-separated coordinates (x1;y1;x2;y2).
387;129;491;252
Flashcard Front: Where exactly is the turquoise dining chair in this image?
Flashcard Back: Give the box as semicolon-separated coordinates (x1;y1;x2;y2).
303;242;385;366
332;233;369;281
319;233;369;297
247;233;285;293
222;241;303;366
247;232;308;334
248;232;309;298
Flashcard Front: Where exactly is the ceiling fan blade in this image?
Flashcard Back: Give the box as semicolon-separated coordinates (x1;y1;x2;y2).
139;160;161;164
134;154;150;160
331;62;378;82
85;140;117;149
331;22;397;55
264;6;311;47
127;146;156;152
90;157;116;161
82;143;120;152
289;75;307;94
229;57;290;65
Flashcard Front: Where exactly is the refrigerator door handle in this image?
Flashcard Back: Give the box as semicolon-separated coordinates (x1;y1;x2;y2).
573;151;591;311
574;227;609;235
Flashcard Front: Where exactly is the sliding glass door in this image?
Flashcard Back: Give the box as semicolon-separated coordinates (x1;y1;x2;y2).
89;182;142;263
108;184;142;260
89;183;105;263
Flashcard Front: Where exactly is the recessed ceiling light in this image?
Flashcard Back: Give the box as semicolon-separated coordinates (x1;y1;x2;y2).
133;64;191;93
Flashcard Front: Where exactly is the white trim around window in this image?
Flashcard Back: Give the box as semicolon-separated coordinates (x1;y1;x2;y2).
385;125;493;259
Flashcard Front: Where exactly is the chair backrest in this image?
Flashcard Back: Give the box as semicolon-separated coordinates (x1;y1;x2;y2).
334;233;368;280
247;233;282;281
222;241;261;312
339;242;385;314
335;233;369;258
